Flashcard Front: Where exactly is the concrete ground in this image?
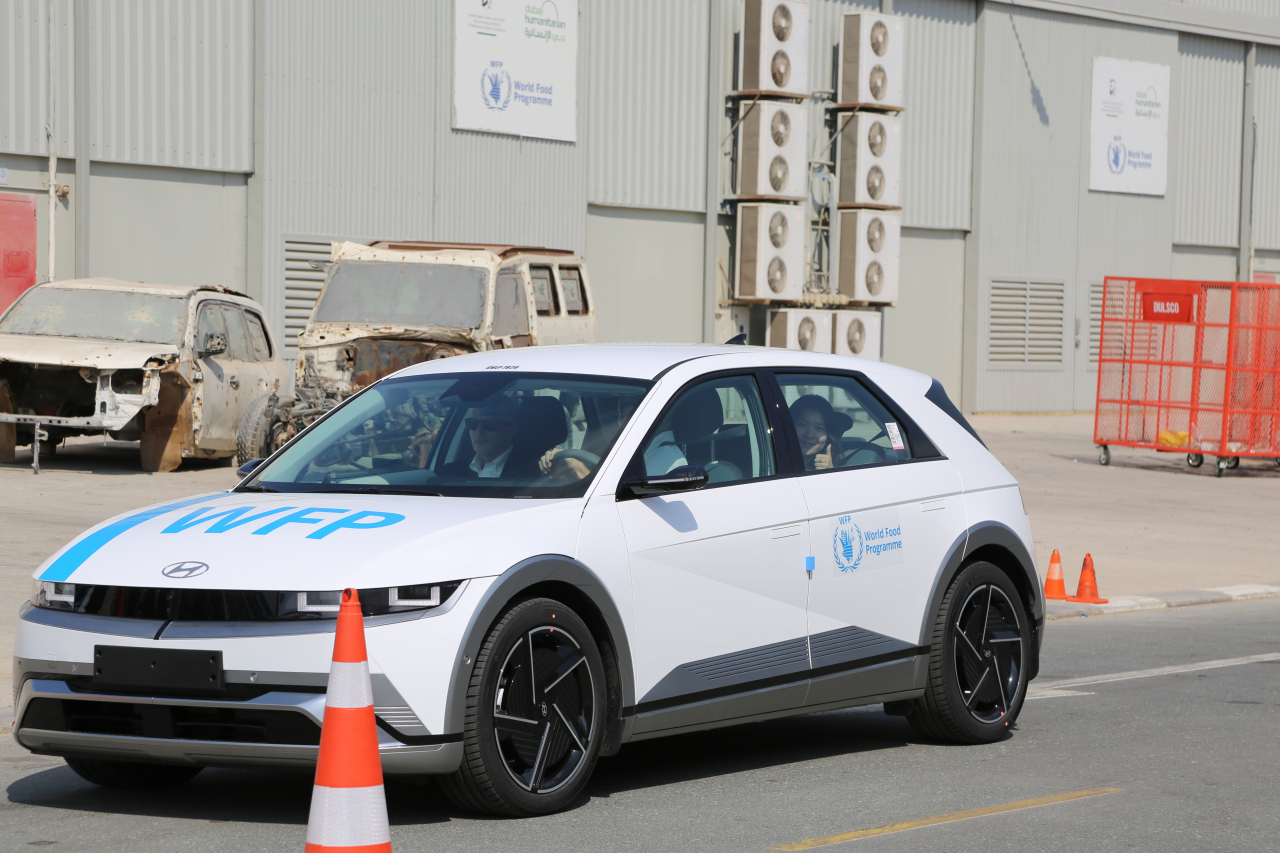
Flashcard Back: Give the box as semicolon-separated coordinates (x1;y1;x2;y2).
0;594;1275;851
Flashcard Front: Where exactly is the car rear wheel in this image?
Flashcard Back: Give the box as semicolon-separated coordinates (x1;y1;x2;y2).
65;758;203;788
236;393;275;466
906;561;1030;745
439;597;605;816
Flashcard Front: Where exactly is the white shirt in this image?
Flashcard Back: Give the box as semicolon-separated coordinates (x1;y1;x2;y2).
644;430;687;476
469;445;514;478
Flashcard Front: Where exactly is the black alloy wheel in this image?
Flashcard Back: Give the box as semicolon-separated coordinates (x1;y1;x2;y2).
440;598;606;816
906;561;1030;744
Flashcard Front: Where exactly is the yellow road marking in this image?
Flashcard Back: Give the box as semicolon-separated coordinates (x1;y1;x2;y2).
770;787;1123;850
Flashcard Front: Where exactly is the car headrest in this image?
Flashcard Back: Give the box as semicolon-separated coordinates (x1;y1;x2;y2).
512;396;568;458
670;386;725;444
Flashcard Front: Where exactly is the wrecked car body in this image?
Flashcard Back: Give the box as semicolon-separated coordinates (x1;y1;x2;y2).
238;240;598;463
0;279;287;472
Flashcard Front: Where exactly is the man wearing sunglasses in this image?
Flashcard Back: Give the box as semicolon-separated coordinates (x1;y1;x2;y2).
439;395;539;480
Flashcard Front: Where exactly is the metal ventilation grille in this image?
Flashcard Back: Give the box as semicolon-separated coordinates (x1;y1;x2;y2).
1090;281;1104;366
283;239;334;356
988;280;1065;364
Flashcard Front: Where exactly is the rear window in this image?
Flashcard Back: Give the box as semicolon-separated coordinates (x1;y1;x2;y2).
314;261;486;328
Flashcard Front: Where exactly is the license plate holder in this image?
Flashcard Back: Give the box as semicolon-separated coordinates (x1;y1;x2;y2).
93;645;224;692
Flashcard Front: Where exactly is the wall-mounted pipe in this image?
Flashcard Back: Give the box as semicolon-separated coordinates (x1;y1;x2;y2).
46;0;57;282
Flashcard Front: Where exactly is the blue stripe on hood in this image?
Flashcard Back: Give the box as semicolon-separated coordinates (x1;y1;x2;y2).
39;494;228;582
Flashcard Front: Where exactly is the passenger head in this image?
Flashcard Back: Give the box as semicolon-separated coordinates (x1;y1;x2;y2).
789;395;852;460
467;395;519;462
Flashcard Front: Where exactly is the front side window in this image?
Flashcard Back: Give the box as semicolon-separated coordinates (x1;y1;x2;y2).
244;310;273;360
637;375;776;485
196;302;228;354
774;373;912;471
0;287;188;346
247;372;650;498
219;304;255;361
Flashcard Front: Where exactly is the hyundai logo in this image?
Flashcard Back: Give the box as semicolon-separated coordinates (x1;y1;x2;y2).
162;561;209;579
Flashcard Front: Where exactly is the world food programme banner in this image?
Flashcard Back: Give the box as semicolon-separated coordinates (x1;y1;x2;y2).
453;0;578;142
1089;57;1170;196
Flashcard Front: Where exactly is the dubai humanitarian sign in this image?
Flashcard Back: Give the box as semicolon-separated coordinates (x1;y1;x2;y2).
453;0;578;142
1089;57;1170;196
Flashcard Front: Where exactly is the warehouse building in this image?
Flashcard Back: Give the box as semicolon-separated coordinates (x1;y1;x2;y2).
1;0;1278;412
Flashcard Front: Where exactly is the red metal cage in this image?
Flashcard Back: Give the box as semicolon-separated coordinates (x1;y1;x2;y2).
1094;276;1280;469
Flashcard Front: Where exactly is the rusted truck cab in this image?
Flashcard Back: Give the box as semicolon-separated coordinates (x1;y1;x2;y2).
240;240;597;463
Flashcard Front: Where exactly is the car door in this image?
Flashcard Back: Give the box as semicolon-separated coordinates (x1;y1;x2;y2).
769;371;968;707
192;300;236;450
615;372;811;733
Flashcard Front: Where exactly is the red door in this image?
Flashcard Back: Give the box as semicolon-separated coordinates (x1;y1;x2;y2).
0;193;37;314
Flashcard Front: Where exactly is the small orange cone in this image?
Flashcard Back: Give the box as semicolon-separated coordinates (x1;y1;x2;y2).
306;589;392;852
1066;553;1109;604
1044;550;1067;600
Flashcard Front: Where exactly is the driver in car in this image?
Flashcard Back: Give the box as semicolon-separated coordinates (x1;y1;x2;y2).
439;396;535;479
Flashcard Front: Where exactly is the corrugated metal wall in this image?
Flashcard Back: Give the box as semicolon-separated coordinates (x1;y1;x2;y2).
1171;34;1243;248
0;0;253;172
86;0;255;173
585;0;709;212
257;0;588;347
0;0;75;157
973;4;1177;412
1254;45;1280;251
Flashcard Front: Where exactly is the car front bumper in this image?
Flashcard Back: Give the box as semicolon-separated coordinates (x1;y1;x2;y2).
12;577;497;775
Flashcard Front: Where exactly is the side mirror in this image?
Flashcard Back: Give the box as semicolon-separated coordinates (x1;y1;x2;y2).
237;458;264;477
621;465;709;498
201;332;228;357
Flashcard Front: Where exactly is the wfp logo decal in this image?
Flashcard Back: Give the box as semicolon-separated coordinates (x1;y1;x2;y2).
1108;138;1127;174
833;516;864;573
481;63;512;111
160;506;406;540
831;509;906;574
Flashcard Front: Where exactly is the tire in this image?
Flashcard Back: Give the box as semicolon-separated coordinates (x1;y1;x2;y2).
906;561;1031;745
1097;445;1110;466
1226;456;1240;470
1187;453;1203;468
236;393;275;467
66;758;202;788
438;597;606;816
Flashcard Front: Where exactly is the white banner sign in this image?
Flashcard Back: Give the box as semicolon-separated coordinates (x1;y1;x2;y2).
453;0;578;142
1089;57;1170;196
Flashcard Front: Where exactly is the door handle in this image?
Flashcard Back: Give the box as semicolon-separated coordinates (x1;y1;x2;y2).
229;376;240;389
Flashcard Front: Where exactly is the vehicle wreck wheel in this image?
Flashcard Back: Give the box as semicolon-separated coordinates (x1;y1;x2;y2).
236;393;276;466
66;758;202;788
905;561;1029;745
439;597;605;816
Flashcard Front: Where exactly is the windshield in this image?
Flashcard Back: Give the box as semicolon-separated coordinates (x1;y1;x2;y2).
0;287;188;345
247;372;652;498
314;261;487;328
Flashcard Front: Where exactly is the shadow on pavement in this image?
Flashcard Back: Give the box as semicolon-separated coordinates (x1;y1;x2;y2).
6;708;923;823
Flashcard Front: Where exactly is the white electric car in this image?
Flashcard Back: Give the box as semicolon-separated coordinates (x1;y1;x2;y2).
14;344;1042;816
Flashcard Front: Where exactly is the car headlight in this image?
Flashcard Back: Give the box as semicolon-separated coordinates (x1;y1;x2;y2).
31;580;78;611
27;580;466;620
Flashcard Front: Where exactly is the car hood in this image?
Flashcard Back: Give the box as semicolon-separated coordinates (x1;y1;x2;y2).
34;491;584;590
0;333;180;369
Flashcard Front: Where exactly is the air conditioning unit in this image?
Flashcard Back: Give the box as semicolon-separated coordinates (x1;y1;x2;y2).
735;203;806;301
738;101;809;200
768;308;833;353
832;309;881;360
834;208;900;305
839;13;904;109
838;112;901;207
741;0;810;97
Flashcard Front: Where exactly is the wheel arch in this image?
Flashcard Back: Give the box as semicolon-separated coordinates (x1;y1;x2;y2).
444;555;634;750
920;522;1043;680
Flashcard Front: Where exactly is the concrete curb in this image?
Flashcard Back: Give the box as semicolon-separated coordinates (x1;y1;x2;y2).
1046;584;1280;620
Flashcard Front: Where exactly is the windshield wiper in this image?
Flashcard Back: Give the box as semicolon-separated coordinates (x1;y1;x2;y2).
235;484;278;493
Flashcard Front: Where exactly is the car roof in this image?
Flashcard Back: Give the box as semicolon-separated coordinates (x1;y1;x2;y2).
395;343;929;384
31;278;250;299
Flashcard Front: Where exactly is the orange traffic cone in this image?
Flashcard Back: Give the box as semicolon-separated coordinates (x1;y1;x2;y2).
306;589;392;852
1044;550;1067;600
1066;553;1108;604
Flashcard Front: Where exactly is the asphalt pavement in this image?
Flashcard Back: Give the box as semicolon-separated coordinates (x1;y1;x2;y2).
2;597;1276;852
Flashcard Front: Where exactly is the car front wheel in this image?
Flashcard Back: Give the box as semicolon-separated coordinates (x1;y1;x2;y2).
906;561;1030;744
439;597;606;816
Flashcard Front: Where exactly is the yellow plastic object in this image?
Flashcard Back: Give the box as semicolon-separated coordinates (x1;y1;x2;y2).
1156;430;1189;447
